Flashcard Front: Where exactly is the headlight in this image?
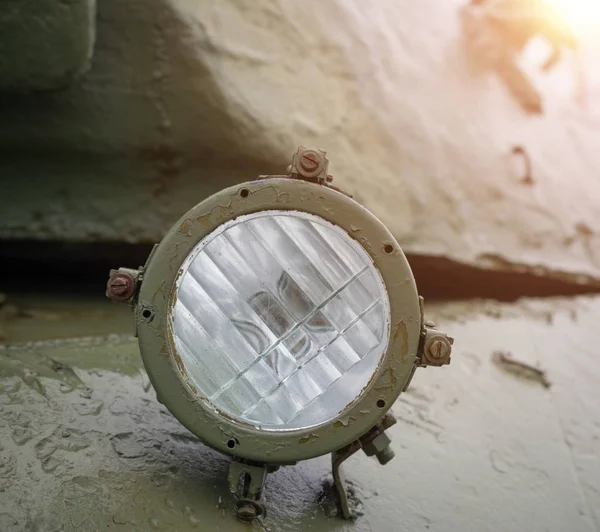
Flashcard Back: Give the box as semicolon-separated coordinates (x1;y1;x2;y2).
107;146;454;522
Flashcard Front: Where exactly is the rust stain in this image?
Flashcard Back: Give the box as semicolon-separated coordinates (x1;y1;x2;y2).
178;218;194;236
393;321;409;360
354;236;373;255
168;268;184;314
172;349;185;374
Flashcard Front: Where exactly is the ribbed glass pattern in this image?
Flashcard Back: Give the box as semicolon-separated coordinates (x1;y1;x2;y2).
171;210;390;430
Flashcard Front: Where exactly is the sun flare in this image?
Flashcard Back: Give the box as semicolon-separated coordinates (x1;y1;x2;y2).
543;0;600;32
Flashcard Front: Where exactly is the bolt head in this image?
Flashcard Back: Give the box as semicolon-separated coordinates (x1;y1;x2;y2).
237;504;257;521
109;278;128;295
106;272;135;302
428;338;450;360
299;151;320;173
235;500;264;522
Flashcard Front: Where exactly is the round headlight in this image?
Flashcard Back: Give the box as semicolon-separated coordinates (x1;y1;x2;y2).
107;147;453;522
172;209;391;431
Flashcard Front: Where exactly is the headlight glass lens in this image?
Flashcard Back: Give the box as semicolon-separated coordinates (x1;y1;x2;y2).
171;210;390;430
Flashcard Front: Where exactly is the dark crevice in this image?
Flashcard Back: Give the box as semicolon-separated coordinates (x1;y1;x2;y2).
1;241;600;302
408;254;600;302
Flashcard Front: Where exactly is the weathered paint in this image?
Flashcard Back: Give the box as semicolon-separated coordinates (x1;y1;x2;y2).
135;177;422;464
0;295;599;530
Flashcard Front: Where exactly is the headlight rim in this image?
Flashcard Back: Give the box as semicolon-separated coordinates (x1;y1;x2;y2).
137;177;421;463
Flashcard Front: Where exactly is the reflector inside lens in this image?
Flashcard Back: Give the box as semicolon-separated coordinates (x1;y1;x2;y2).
170;210;390;430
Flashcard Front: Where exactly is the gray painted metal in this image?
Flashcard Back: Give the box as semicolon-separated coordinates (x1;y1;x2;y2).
136;177;423;464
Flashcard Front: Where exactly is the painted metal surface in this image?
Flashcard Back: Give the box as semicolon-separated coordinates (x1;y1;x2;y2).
136;177;423;463
0;295;598;530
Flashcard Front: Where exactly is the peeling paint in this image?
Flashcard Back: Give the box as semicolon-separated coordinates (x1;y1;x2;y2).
196;203;235;228
177;218;194;236
392;321;409;361
171;349;185;375
252;184;293;206
333;417;356;429
374;366;398;397
151;280;168;305
299;433;319;444
168;241;190;271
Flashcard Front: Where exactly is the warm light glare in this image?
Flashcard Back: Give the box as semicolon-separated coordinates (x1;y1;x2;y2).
543;0;600;32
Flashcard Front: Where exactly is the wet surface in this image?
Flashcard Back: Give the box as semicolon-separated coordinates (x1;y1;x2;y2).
0;293;132;343
0;296;599;531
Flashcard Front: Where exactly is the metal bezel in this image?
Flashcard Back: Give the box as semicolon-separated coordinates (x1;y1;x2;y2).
137;177;421;463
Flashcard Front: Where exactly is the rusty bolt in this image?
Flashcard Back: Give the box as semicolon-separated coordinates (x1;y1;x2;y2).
106;271;135;302
236;499;264;522
362;430;395;465
237;503;257;522
299;151;321;173
428;337;451;360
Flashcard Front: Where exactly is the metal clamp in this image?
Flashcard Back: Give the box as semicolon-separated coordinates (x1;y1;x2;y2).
288;146;332;184
332;414;397;519
421;326;453;367
331;441;362;520
228;461;268;522
259;146;352;197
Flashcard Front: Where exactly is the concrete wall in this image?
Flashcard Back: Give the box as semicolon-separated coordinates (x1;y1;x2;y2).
1;0;600;286
0;0;96;91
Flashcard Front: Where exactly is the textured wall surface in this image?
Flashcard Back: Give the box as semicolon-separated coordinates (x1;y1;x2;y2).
0;0;96;91
1;0;600;286
0;296;599;531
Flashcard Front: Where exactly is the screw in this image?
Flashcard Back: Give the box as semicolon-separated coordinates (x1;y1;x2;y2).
428;337;450;360
106;272;135;302
109;277;129;295
299;151;320;173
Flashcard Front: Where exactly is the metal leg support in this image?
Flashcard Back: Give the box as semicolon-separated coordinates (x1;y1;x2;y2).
228;461;268;522
331;441;362;520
